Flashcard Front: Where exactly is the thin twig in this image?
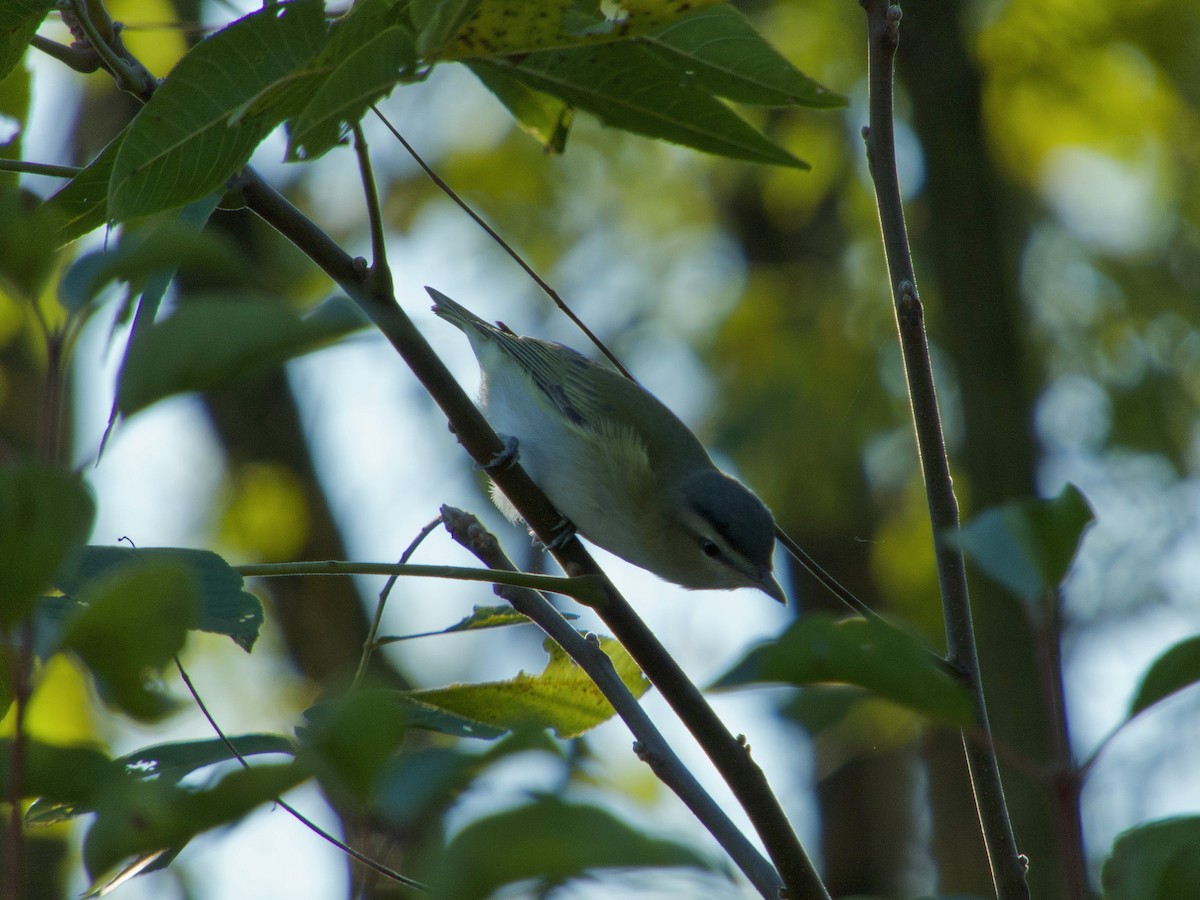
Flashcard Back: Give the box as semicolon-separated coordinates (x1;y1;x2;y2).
173;658;427;892
858;2;1028;896
440;506;783;897
353;514;445;688
351;123;393;299
0;159;83;179
369;106;635;380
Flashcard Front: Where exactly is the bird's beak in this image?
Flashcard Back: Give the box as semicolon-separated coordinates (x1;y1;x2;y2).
757;571;787;605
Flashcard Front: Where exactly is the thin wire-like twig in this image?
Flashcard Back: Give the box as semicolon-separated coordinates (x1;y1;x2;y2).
174;658;427;892
351;122;393;299
369;106;635;380
353;513;445;687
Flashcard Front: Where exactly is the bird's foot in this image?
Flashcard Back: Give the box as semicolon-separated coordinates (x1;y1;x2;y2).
546;517;577;550
475;434;520;471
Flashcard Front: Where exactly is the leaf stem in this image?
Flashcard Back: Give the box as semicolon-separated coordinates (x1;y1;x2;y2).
858;2;1028;896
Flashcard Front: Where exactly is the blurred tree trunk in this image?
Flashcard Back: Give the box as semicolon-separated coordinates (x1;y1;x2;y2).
897;3;1063;895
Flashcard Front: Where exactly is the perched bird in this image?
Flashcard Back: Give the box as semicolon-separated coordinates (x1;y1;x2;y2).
429;287;786;604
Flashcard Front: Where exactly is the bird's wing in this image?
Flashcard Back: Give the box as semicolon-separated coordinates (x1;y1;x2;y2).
494;334;612;429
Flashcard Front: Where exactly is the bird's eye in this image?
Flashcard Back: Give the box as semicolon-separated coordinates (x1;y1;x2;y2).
700;539;720;559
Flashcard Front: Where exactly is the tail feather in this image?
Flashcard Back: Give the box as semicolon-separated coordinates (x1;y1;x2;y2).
426;286;492;334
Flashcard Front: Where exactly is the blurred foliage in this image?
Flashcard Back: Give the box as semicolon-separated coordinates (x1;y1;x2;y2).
1;0;1198;896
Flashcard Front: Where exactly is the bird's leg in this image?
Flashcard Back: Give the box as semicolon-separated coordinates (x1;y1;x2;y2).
474;434;520;471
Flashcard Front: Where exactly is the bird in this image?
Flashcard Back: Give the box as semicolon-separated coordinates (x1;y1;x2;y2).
428;287;786;604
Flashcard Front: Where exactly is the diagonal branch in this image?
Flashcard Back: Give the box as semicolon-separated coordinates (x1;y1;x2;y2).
858;2;1029;896
439;505;783;898
236;168;828;900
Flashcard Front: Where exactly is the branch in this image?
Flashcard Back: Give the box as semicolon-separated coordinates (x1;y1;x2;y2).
234;170;827;898
858;2;1029;896
440;506;783;898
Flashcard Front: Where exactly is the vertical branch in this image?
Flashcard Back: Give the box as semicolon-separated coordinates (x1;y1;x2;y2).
858;2;1029;897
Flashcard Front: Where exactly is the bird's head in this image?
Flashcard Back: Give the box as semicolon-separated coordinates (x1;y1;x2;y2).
656;469;786;603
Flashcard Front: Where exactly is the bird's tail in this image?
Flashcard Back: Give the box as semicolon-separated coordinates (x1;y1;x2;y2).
426;286;493;335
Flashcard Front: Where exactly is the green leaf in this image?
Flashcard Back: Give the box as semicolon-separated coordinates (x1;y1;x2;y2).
0;186;58;300
57;218;242;313
429;795;714;899
467;61;574;153
27;734;294;825
298;687;409;805
82;761;307;880
0;61;31;187
408;637;649;739
413;0;485;56
61;561;199;722
1102;817;1200;900
56;546;263;651
384;604;578;642
641;5;844;108
0;0;54;83
946;483;1094;602
375;730;560;828
393;694;508;739
710;614;972;727
440;0;725;59
108;0;328;221
477;41;805;168
0;739;115;806
115;296;365;418
287;25;418;161
40;134;122;247
0;464;95;628
1128;636;1200;719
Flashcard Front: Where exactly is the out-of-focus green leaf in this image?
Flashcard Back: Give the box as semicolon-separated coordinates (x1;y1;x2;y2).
56;546;263;652
467;61;574;153
393;695;508;739
946;483;1094;602
781;684;867;736
477;42;806;168
57;220;243;313
82;761;307;881
1102;816;1200;900
287;25;418;161
298;687;408;804
408;637;649;739
429;794;716;899
108;0;327;221
115;296;365;418
0;0;53;83
642;5;844;108
0;464;95;628
0;63;31;184
0;739;114;805
62;562;198;722
0;186;57;300
710;614;971;727
1128;635;1200;719
376;730;560;828
27;734;294;825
